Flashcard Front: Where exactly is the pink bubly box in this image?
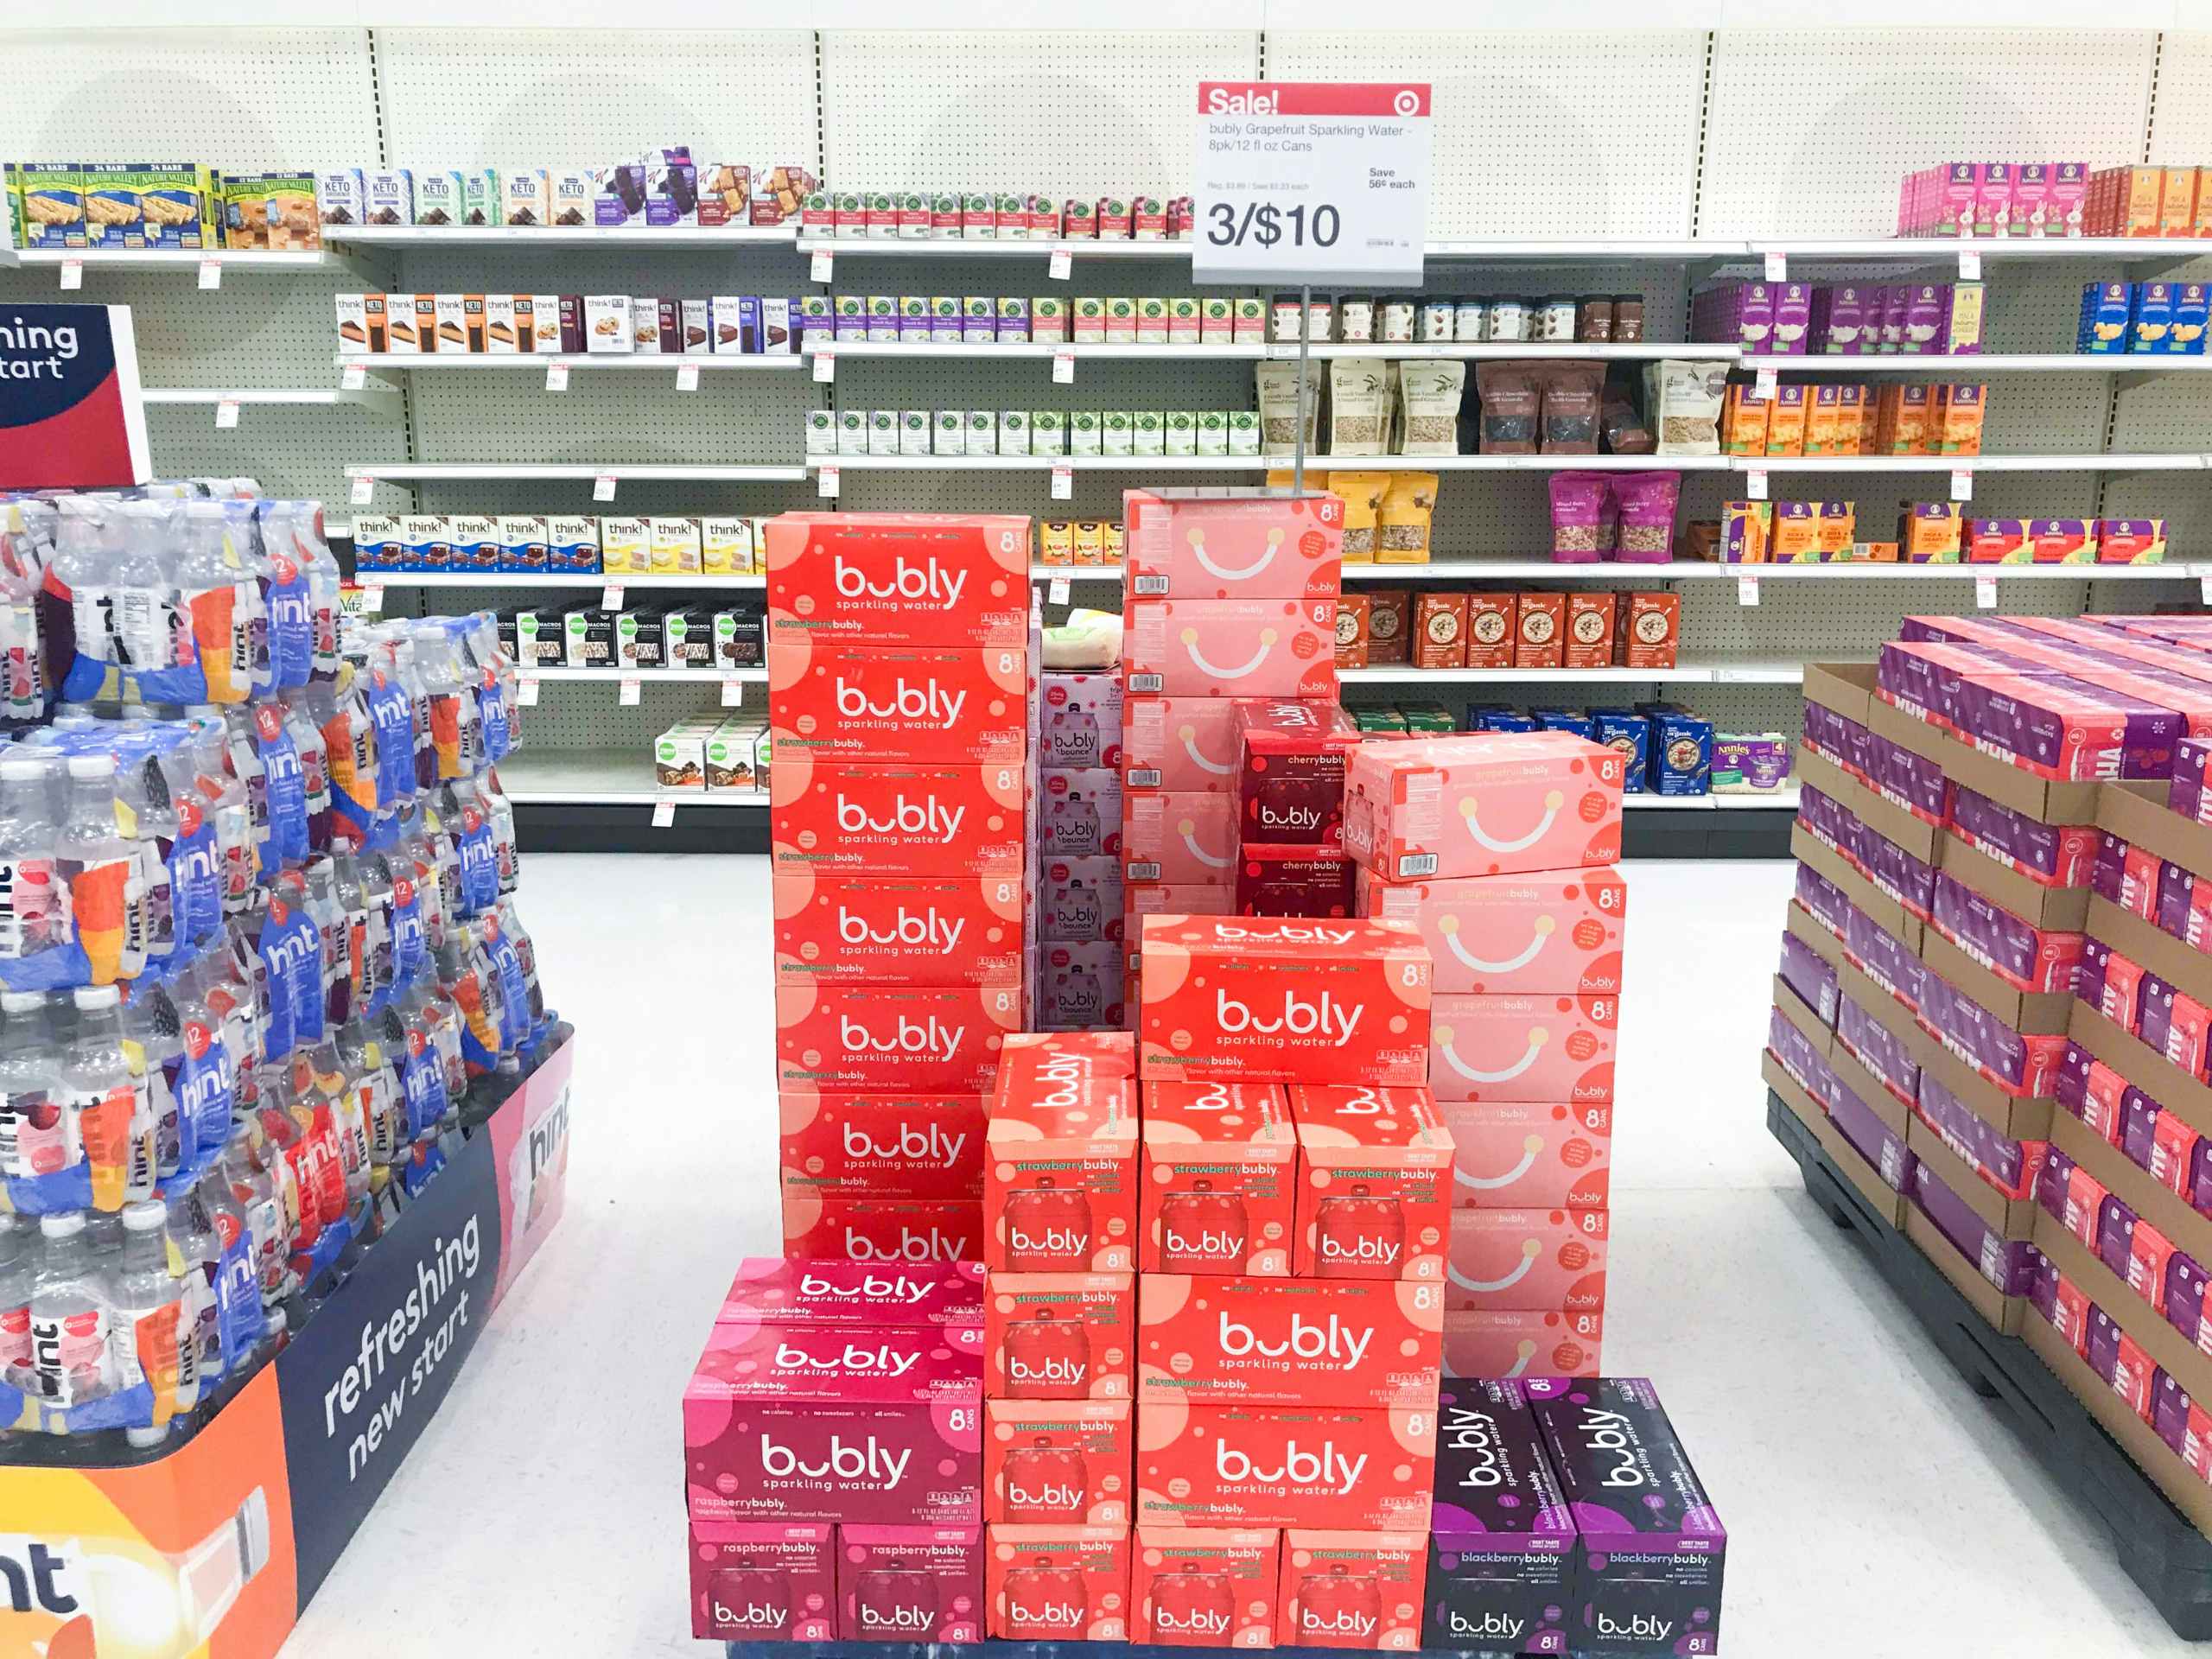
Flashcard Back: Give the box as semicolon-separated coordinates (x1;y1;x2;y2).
1135;1402;1435;1530
775;983;1020;1093
779;1192;984;1265
1129;1524;1281;1646
1042;671;1126;770
690;1520;837;1641
1123;790;1240;885
1429;994;1619;1105
1280;1530;1427;1650
1042;768;1125;859
1139;1079;1299;1275
1124;696;1253;791
1343;733;1625;883
1444;1207;1608;1313
1357;867;1627;996
715;1257;984;1330
1124;488;1344;601
985;1080;1141;1270
779;1090;988;1200
1440;1307;1605;1378
1136;1273;1444;1409
1285;1084;1454;1282
837;1526;985;1643
1123;598;1339;699
987;1398;1135;1525
1236;699;1363;846
985;1272;1137;1400
1440;1101;1612;1210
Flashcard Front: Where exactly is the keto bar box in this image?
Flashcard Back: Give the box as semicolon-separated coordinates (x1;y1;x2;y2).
1139;1078;1299;1274
1286;1084;1455;1281
1344;733;1626;883
767;644;1028;764
1134;1402;1436;1530
1123;487;1344;600
1425;1381;1577;1656
983;1077;1141;1270
1129;1525;1280;1646
1430;993;1620;1105
772;873;1022;987
771;753;1025;879
779;1090;988;1200
1136;1274;1444;1408
984;1271;1135;1399
765;512;1030;647
1281;1530;1428;1649
774;982;1020;1093
986;1398;1134;1524
1357;867;1628;996
986;1523;1131;1640
714;1256;983;1329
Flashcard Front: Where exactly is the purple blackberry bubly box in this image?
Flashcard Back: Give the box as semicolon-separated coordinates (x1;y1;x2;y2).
1522;1377;1725;1657
836;1524;984;1643
715;1257;985;1330
1425;1382;1577;1655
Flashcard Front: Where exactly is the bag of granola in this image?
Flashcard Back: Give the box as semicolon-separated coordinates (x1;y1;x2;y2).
1474;362;1541;454
1646;359;1728;455
1548;472;1615;563
1332;472;1390;562
1611;470;1682;563
1601;391;1656;454
1538;362;1605;455
1396;361;1466;456
1256;361;1320;456
1328;359;1391;456
1376;472;1438;563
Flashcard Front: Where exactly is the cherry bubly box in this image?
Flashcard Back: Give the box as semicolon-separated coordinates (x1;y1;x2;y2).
985;1271;1135;1399
1358;868;1627;996
1123;791;1240;886
1286;1084;1454;1281
715;1257;983;1330
775;982;1019;1092
1441;1101;1612;1210
1440;1307;1605;1379
780;1192;983;1265
1123;696;1247;790
1139;916;1433;1087
765;512;1029;647
780;1090;988;1200
985;1079;1140;1270
767;644;1028;764
1430;994;1618;1104
1444;1207;1609;1313
1136;1274;1444;1409
986;1524;1131;1641
1236;699;1363;846
1123;598;1339;699
772;753;1025;879
1130;1524;1280;1646
1134;1401;1435;1530
987;1398;1134;1524
690;1520;836;1641
1139;1078;1298;1274
772;874;1022;986
1124;486;1344;600
1281;1530;1427;1649
1344;733;1624;882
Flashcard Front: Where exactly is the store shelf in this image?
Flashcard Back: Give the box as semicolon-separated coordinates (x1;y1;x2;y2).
807;340;1731;363
1336;560;2196;582
1339;662;1824;685
813;454;1732;474
497;749;766;808
364;570;764;590
345;463;807;483
524;666;766;683
1741;353;2212;373
1749;237;2212;265
1745;453;2205;473
804;236;2212;268
143;385;403;418
331;353;803;373
321;225;799;248
0;246;339;273
1288;342;1733;362
1625;789;1800;810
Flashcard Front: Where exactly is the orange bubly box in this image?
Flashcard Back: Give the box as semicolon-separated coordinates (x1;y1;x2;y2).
1123;791;1240;886
1444;1206;1609;1313
1286;1084;1454;1282
766;644;1028;764
1123;696;1250;791
776;983;1020;1093
1122;599;1339;699
985;1080;1140;1270
988;1399;1134;1526
1135;1401;1435;1530
1139;1079;1299;1274
1440;1100;1612;1210
1355;867;1627;996
1124;488;1344;600
772;752;1025;879
1342;733;1624;883
1130;1525;1280;1646
765;512;1029;647
772;874;1022;986
1429;993;1618;1104
1280;1531;1427;1650
1440;1307;1604;1378
779;1090;988;1200
985;1272;1135;1399
1138;916;1432;1088
987;1524;1131;1641
1136;1274;1444;1409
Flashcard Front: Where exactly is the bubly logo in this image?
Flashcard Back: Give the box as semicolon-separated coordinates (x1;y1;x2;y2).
1580;1408;1647;1489
1008;1478;1082;1510
1154;1606;1231;1637
773;1339;920;1377
713;1600;788;1630
1216;988;1363;1046
1008;1224;1088;1257
834;553;969;609
1301;1607;1377;1638
836;675;967;728
1258;803;1321;831
840;903;965;954
758;1433;910;1485
845;1226;968;1262
1334;1086;1388;1116
1009;1351;1089;1387
1214;1437;1367;1494
1010;1597;1084;1629
1319;1232;1402;1267
1184;1082;1235;1112
1219;1311;1372;1369
840;1012;965;1059
843;1121;966;1167
799;1271;934;1304
836;792;964;842
859;1603;935;1630
1166;1227;1245;1257
1596;1613;1673;1640
1442;1406;1504;1488
1211;922;1357;947
1444;1610;1525;1640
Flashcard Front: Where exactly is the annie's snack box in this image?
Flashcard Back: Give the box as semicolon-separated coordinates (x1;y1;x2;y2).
1424;1381;1576;1656
984;1272;1135;1399
1357;867;1628;996
1445;1206;1609;1313
986;1399;1133;1525
1123;488;1344;600
1123;598;1339;700
770;753;1025;880
983;1078;1140;1270
1285;1083;1454;1281
1129;1525;1279;1645
713;1256;982;1329
766;642;1028;764
1441;1099;1613;1210
1344;733;1626;883
765;512;1029;647
779;1090;988;1201
836;1524;984;1643
1429;992;1619;1105
1136;1274;1444;1408
986;1523;1131;1640
1282;1530;1427;1650
1138;1078;1298;1274
689;1520;836;1640
774;982;1020;1093
1133;1401;1436;1530
772;873;1022;986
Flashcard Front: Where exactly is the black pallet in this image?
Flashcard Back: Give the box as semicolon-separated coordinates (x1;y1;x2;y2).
1768;1090;2212;1641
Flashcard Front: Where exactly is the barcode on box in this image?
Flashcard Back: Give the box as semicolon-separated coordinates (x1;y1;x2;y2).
1396;854;1440;878
1133;575;1168;596
1130;673;1163;693
1128;769;1162;789
1127;861;1162;881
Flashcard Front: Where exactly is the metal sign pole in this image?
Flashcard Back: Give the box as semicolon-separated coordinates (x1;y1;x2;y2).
1293;282;1310;495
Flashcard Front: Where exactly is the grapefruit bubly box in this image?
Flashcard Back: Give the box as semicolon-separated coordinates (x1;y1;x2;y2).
1124;487;1344;600
1130;1524;1281;1646
987;1398;1134;1524
780;1192;983;1265
1123;598;1339;699
764;512;1029;647
1123;791;1240;886
1430;993;1618;1105
1136;1274;1444;1408
772;753;1025;879
1441;1101;1612;1210
690;1520;836;1641
715;1257;983;1330
773;874;1022;986
985;1077;1140;1270
767;644;1028;764
1424;1382;1575;1656
1357;867;1627;996
985;1271;1135;1398
1441;1308;1604;1379
836;1525;984;1643
1281;1530;1427;1649
1135;1401;1435;1529
1287;1084;1454;1281
1140;1079;1298;1274
1124;696;1252;790
1139;916;1433;1087
1343;733;1624;882
1236;699;1363;846
1444;1207;1609;1313
780;1090;988;1200
776;983;1019;1093
986;1523;1131;1640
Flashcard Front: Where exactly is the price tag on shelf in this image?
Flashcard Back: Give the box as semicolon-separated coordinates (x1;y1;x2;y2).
518;676;540;707
1764;251;1786;282
2202;569;2212;606
59;260;82;291
544;360;570;392
594;474;617;503
1754;366;1778;400
214;398;239;429
350;474;375;506
1950;469;1973;502
198;259;221;291
1049;575;1071;605
817;465;840;499
810;246;834;283
360;580;385;614
651;800;676;829
676;362;700;391
601;583;625;610
1052;465;1073;500
1745;467;1768;501
812;351;835;384
619;677;641;706
1960;250;1982;282
1737;573;1759;607
340;362;367;391
721;676;745;708
1974;572;1999;609
1050;247;1073;281
1052;350;1075;385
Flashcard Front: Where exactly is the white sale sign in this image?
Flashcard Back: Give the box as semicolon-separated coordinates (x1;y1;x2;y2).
1193;80;1431;288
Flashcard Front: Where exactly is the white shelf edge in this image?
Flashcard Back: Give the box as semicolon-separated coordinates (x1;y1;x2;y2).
523;666;768;683
0;247;338;270
807;340;1731;363
330;353;804;372
143;387;401;417
1741;353;2210;372
365;571;765;588
321;225;798;247
1337;560;2194;581
344;463;807;481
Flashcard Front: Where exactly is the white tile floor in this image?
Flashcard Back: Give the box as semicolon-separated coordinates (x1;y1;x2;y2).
286;855;2201;1656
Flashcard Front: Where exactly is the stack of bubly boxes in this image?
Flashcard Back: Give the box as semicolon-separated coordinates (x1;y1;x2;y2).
1344;730;1629;1377
766;512;1032;1262
1035;664;1128;1028
681;1260;987;1641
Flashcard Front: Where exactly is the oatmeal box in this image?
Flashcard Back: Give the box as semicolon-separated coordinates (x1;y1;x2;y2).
1344;733;1625;883
1123;488;1344;600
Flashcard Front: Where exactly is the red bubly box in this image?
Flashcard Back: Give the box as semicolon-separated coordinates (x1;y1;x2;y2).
772;753;1025;879
765;512;1030;647
1130;1524;1281;1646
1135;1274;1444;1409
985;1079;1140;1270
1139;916;1433;1088
1429;993;1619;1104
772;874;1022;987
1236;699;1362;846
767;643;1028;764
1140;1079;1298;1275
1343;733;1624;883
1123;598;1339;699
715;1257;984;1330
1440;1100;1612;1210
1134;1401;1435;1530
986;1524;1131;1641
1280;1530;1427;1650
1124;486;1344;601
776;983;1020;1093
1440;1307;1605;1378
1357;867;1626;997
1124;696;1255;791
993;1029;1136;1102
985;1272;1135;1399
1443;1207;1609;1313
987;1398;1134;1525
1286;1084;1454;1282
780;1090;988;1200
1123;791;1240;886
780;1191;983;1265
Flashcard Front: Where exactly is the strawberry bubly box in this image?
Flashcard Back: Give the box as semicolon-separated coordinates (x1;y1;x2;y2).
1130;1524;1281;1646
715;1257;984;1330
1124;696;1250;791
1123;791;1240;886
1357;868;1627;996
1280;1530;1427;1650
779;1090;988;1200
985;1078;1140;1270
1444;1206;1609;1313
1429;993;1618;1105
1139;916;1433;1087
1123;598;1339;699
1441;1307;1605;1378
987;1398;1135;1525
1136;1274;1444;1409
767;644;1028;764
1124;486;1344;601
993;1029;1136;1099
1135;1401;1435;1530
1140;1079;1298;1274
779;1192;984;1266
1344;733;1624;882
772;874;1022;987
765;512;1029;648
689;1520;836;1641
985;1271;1135;1399
776;982;1019;1092
987;1523;1131;1641
1236;700;1363;847
1286;1084;1454;1281
772;753;1025;879
1441;1101;1612;1210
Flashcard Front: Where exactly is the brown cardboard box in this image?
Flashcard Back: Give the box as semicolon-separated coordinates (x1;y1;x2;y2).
1562;592;1614;671
1828;1039;1910;1141
1791;822;1924;954
1936;831;2090;933
1834;951;2055;1144
1903;1115;2037;1240
1514;592;1565;669
1616;591;1679;670
1465;593;1515;670
1918;930;2073;1036
1412;593;1468;670
2069;995;2212;1141
2022;1313;2212;1534
1765;1051;1909;1227
1770;975;1835;1063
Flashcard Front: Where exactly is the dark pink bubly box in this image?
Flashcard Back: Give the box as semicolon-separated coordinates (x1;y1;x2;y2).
690;1520;836;1641
838;1525;985;1643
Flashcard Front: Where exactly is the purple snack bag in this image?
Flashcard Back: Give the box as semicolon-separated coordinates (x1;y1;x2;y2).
1610;471;1681;564
1547;472;1613;563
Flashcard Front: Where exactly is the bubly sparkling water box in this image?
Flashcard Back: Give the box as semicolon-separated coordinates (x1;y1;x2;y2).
1445;1207;1608;1313
1129;1524;1281;1646
1931;873;2084;995
1041;671;1125;770
836;1525;983;1643
1430;993;1618;1105
1122;790;1240;886
1135;1401;1436;1530
1234;843;1357;918
1281;1530;1427;1649
779;1090;988;1200
690;1520;836;1641
1039;855;1125;944
995;1028;1136;1093
1287;1084;1454;1281
775;983;1019;1093
1426;1382;1574;1655
1136;1274;1445;1409
772;754;1025;879
767;644;1027;763
986;1398;1133;1525
715;1257;984;1330
1124;487;1344;600
780;1193;984;1266
1123;696;1251;791
772;874;1022;986
986;1523;1131;1641
984;1272;1135;1398
1041;768;1124;859
1441;1101;1612;1211
1441;1308;1605;1380
1236;699;1362;846
1122;598;1339;699
1139;1079;1298;1274
765;512;1029;647
1358;867;1627;997
984;1077;1140;1271
1343;733;1625;883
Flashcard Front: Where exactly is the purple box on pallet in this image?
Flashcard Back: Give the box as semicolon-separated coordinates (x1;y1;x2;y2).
2087;1306;2125;1386
2054;1040;2093;1112
2030;1253;2063;1324
1795;863;1851;936
2123;1088;2164;1171
2093;833;2129;904
1768;1007;1831;1103
2078;938;2115;1020
1779;932;1840;1024
1427;1382;1578;1656
2162;861;2196;941
2169;1255;2211;1344
1873;737;1948;823
2172;737;2212;826
2098;1192;2139;1281
1965;673;2190;782
1932;871;2079;995
2037;1147;2075;1225
1911;1158;2042;1294
1830;1074;1916;1192
1846;906;1924;1008
1838;993;1919;1105
1916;971;2058;1096
2140;974;2183;1067
1918;1071;2036;1197
2155;1370;2195;1455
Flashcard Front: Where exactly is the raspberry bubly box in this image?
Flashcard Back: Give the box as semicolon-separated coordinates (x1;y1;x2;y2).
1281;1530;1427;1649
1124;488;1344;601
1136;1274;1444;1409
1123;791;1241;886
779;1090;988;1200
1236;699;1362;846
1286;1084;1454;1281
836;1526;984;1643
1139;1078;1298;1274
1122;598;1339;698
985;1272;1135;1399
715;1257;984;1330
1441;1101;1612;1210
1130;1525;1281;1646
779;1192;984;1265
1445;1207;1609;1313
772;874;1023;987
1135;1401;1435;1529
767;644;1028;764
987;1398;1134;1524
690;1520;836;1641
1344;733;1624;882
984;1079;1140;1270
1139;916;1433;1087
1358;868;1627;996
986;1524;1131;1641
775;983;1019;1092
1123;696;1249;790
1441;1308;1605;1379
1425;1382;1576;1656
1430;994;1618;1105
772;753;1026;879
765;512;1029;647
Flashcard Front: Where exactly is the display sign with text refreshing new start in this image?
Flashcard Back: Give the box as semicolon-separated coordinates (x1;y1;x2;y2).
1192;81;1432;289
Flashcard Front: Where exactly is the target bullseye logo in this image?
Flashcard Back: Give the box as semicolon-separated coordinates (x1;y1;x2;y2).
1394;90;1421;115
